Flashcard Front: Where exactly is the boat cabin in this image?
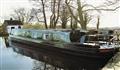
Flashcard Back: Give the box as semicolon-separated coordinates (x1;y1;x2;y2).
10;29;120;46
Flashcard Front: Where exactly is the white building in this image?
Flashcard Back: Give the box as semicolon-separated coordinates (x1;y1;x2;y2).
3;18;23;34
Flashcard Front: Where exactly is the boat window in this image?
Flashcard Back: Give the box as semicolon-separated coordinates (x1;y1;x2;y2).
18;26;21;29
11;27;15;29
43;33;52;40
85;35;113;43
46;34;49;39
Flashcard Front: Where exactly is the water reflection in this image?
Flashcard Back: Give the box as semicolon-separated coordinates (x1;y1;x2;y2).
0;37;120;70
0;37;64;70
0;37;33;70
102;51;120;70
32;61;64;70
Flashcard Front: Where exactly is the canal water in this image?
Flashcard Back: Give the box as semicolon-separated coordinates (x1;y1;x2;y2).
0;37;120;70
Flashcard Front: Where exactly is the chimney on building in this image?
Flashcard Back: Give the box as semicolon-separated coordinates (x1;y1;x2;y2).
10;18;13;21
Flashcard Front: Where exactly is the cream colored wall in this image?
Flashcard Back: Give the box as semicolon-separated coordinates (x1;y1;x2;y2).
7;25;23;34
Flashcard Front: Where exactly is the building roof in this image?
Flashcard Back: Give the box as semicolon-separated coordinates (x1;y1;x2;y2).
4;19;23;26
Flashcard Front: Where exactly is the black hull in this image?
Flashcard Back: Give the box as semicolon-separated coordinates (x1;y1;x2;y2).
9;36;119;70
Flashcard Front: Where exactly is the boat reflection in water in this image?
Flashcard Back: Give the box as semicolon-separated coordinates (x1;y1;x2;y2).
9;29;120;70
102;51;120;70
1;37;63;70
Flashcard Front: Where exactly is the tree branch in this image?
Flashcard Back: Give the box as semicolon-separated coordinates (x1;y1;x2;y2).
83;6;120;12
105;0;119;6
82;4;101;13
65;0;81;23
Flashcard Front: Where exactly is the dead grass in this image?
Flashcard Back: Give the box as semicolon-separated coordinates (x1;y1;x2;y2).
23;23;45;29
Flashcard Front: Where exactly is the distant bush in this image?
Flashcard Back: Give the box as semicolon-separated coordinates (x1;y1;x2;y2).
23;23;45;29
22;23;80;29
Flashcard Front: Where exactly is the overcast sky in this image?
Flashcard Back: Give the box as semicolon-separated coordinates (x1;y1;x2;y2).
0;0;120;28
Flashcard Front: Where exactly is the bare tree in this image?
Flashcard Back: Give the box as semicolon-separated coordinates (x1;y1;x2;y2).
70;12;78;29
97;16;100;30
30;0;48;29
50;0;62;28
28;8;42;22
65;0;120;30
59;3;70;29
29;0;119;29
41;0;48;29
11;8;31;23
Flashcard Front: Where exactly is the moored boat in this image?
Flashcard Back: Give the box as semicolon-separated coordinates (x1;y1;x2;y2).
9;29;120;69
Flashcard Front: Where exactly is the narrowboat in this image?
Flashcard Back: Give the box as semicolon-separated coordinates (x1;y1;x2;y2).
9;29;120;70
